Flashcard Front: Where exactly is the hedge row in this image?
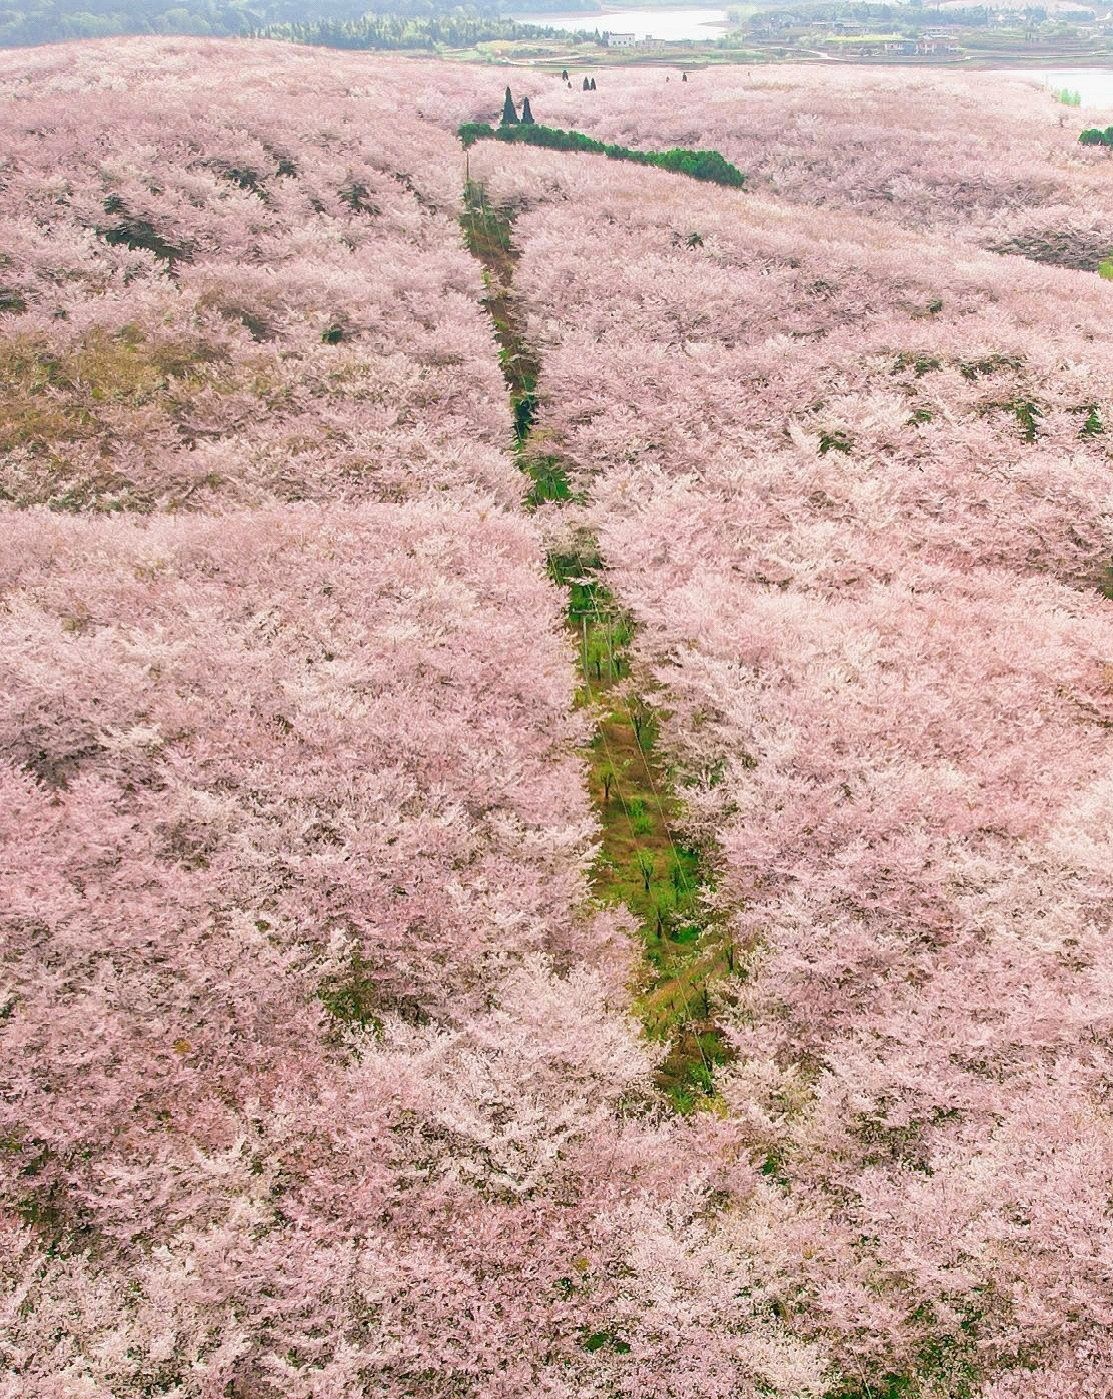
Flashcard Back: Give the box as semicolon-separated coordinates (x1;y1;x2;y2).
458;121;747;188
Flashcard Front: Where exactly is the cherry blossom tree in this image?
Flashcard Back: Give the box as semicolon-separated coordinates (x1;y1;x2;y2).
4;36;1113;1399
499;139;1113;1394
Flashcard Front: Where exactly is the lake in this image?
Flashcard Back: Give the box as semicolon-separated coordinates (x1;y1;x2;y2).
998;67;1113;109
512;6;731;41
505;20;1113;107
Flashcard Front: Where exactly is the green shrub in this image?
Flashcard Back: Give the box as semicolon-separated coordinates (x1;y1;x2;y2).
526;457;574;505
458;121;746;189
1012;399;1043;442
581;1330;631;1354
818;429;852;456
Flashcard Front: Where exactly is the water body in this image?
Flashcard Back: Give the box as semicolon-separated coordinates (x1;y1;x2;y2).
507;18;1113;109
998;67;1113;108
512;6;731;41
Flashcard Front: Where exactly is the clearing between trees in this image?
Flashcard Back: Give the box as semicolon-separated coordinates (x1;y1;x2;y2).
460;176;741;1113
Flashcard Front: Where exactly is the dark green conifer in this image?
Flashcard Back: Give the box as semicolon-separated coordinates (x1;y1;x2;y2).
521;96;536;125
589;77;597;91
582;76;590;91
500;85;518;126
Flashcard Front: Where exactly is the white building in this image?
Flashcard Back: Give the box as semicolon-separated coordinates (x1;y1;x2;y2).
605;31;637;47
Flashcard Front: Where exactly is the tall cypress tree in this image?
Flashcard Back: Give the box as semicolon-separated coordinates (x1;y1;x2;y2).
582;75;590;91
500;85;518;126
561;68;569;81
589;77;597;91
521;96;536;125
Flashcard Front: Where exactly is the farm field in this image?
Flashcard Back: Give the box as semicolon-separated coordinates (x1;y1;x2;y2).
1;38;1112;1399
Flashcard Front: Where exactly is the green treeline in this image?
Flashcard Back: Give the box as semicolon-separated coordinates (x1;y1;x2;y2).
1080;126;1113;146
0;0;259;43
459;121;747;188
261;11;571;48
0;0;559;48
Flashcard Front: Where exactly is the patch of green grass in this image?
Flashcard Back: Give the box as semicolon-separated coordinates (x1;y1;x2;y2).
828;1377;914;1399
318;948;382;1036
958;352;1023;381
819;429;852;456
893;351;942;376
981;397;1043;442
581;1329;632;1355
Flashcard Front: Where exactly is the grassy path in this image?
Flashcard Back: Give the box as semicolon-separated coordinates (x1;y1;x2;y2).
462;183;737;1111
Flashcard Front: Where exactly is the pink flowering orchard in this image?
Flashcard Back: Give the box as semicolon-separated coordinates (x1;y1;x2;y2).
490;122;1113;1392
1;36;1112;1399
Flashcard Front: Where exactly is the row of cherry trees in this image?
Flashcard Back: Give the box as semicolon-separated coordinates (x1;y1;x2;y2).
478;133;1113;1395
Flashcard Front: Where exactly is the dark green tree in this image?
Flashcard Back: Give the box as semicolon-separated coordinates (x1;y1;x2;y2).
561;67;569;80
582;75;590;90
521;95;536;125
500;85;518;126
589;77;597;90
